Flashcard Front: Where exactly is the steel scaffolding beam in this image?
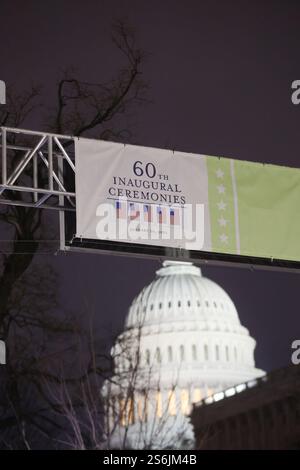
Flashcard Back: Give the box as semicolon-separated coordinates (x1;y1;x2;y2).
0;126;76;212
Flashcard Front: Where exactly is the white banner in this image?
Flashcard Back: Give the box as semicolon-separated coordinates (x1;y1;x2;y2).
75;137;300;263
75;138;211;251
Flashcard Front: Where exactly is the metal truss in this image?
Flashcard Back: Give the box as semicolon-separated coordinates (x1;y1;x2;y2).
1;127;299;272
0;126;76;212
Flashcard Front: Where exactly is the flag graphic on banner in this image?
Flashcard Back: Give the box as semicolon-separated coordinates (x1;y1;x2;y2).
143;204;152;223
129;202;140;220
157;206;167;224
170;207;180;225
116;200;126;219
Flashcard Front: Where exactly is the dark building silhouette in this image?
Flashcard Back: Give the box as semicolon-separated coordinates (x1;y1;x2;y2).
191;364;300;449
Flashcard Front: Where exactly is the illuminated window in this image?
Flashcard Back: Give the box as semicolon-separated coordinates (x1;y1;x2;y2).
127;398;134;425
137;396;143;421
155;347;162;363
180;345;185;361
225;345;229;361
234;346;238;361
204;344;209;360
110;397;117;421
135;350;140;365
168;346;173;362
168;390;176;416
119;397;134;426
215;345;220;361
156;391;162;418
119;398;126;426
192;388;202;403
180;389;190;415
192;344;197;360
206;387;214;397
137;394;148;422
145;349;150;365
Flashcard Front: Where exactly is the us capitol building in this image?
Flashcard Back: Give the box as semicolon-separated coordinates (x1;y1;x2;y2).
102;260;264;449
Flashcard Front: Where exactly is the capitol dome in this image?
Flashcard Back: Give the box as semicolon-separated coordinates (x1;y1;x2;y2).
103;260;264;449
127;260;244;332
123;260;264;390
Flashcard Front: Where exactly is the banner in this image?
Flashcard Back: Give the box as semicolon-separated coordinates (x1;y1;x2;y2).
75;138;300;262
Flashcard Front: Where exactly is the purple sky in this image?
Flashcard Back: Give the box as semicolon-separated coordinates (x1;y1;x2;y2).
1;0;300;372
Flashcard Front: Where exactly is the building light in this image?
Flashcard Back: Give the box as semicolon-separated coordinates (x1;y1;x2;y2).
225;387;236;398
168;390;177;416
235;383;247;393
156;391;162;418
180;389;190;415
137;393;148;422
192;388;202;403
204;396;214;405
214;391;225;402
247;379;258;388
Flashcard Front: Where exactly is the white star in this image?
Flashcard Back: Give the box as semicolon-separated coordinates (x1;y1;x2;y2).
217;200;227;211
217;184;226;194
216;168;224;179
218;217;227;227
219;233;228;244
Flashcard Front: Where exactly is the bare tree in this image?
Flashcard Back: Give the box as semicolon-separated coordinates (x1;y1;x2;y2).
48;21;148;139
0;19;147;341
43;315;194;450
102;318;194;450
0;20;149;448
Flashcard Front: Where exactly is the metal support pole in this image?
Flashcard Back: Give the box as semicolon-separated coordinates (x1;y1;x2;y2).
1;127;6;185
57;148;66;251
0;183;74;197
33;153;38;203
0;87;6;363
48;135;53;191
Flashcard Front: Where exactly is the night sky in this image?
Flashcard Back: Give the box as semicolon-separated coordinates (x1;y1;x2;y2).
1;0;300;373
